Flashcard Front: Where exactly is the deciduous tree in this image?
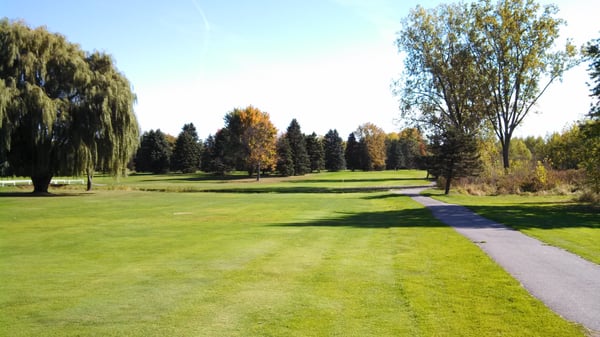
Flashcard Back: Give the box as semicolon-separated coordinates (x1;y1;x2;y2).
356;123;387;171
238;106;277;180
470;0;577;169
0;19;139;193
396;3;485;192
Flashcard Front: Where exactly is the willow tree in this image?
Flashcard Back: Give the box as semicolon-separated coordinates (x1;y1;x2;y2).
0;19;139;193
469;0;577;169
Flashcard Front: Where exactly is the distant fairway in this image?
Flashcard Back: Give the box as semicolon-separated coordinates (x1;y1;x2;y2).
0;171;587;336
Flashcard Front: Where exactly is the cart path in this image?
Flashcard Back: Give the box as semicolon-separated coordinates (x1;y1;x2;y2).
397;187;600;333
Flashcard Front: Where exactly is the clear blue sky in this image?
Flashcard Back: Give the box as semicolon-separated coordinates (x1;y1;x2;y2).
3;0;598;139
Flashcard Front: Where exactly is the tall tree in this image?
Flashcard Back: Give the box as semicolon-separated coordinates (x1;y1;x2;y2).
286;119;310;175
201;130;234;175
135;129;171;174
323;129;346;171
469;0;577;169
276;135;294;177
386;134;402;170
200;134;216;173
345;132;360;171
578;36;600;193
398;128;426;169
239;106;277;180
355;123;387;171
396;3;486;193
0;19;139;193
305;132;324;173
223;106;277;180
171;123;202;173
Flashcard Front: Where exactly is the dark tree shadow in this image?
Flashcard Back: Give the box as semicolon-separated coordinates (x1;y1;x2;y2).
274;208;447;229
457;203;599;230
0;191;90;197
289;177;430;184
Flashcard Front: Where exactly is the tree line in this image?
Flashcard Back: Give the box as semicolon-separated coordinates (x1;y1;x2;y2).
133;107;427;180
1;5;598;196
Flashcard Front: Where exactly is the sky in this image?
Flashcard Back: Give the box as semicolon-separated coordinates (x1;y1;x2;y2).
2;0;599;140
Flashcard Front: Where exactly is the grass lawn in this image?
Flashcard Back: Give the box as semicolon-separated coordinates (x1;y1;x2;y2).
431;192;600;265
0;172;587;336
90;170;433;193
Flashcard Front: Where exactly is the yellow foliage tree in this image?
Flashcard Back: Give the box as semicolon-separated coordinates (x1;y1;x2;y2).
236;105;277;181
356;123;387;171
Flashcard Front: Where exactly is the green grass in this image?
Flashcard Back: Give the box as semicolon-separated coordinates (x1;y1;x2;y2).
92;170;433;193
431;192;600;265
1;180;586;336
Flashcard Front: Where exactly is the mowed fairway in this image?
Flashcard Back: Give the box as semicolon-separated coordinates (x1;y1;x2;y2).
0;175;587;336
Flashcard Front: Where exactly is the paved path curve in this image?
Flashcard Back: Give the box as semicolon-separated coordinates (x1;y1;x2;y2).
398;187;600;333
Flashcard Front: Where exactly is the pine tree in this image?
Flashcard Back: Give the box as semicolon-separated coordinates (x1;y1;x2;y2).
323;129;346;171
171;123;202;173
276;136;294;177
135;130;172;174
305;132;324;173
428;129;481;194
345;133;360;171
386;138;402;170
286;119;310;175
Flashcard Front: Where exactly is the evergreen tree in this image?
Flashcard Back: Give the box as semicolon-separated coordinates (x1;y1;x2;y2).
581;37;600;194
171;123;202;173
200;134;214;172
345;133;361;171
386;138;402;170
305;132;324;173
323;129;346;171
276;136;294;177
427;129;481;194
286;119;310;175
135;129;172;174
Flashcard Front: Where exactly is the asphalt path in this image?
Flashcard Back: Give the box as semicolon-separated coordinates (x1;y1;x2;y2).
398;187;600;333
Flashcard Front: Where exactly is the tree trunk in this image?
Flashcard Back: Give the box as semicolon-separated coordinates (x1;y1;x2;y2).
256;162;261;181
87;173;93;191
31;174;52;194
444;165;453;195
444;175;452;195
501;138;511;170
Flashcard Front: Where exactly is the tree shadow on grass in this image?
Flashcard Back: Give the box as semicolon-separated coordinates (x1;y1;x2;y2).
274;193;598;230
274;208;447;229
0;191;90;197
460;204;599;230
288;177;430;184
195;185;435;194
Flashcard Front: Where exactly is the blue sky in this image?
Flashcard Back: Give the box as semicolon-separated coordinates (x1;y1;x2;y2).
3;0;599;139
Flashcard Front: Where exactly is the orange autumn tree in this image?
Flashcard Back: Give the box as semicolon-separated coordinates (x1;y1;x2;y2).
235;105;277;181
